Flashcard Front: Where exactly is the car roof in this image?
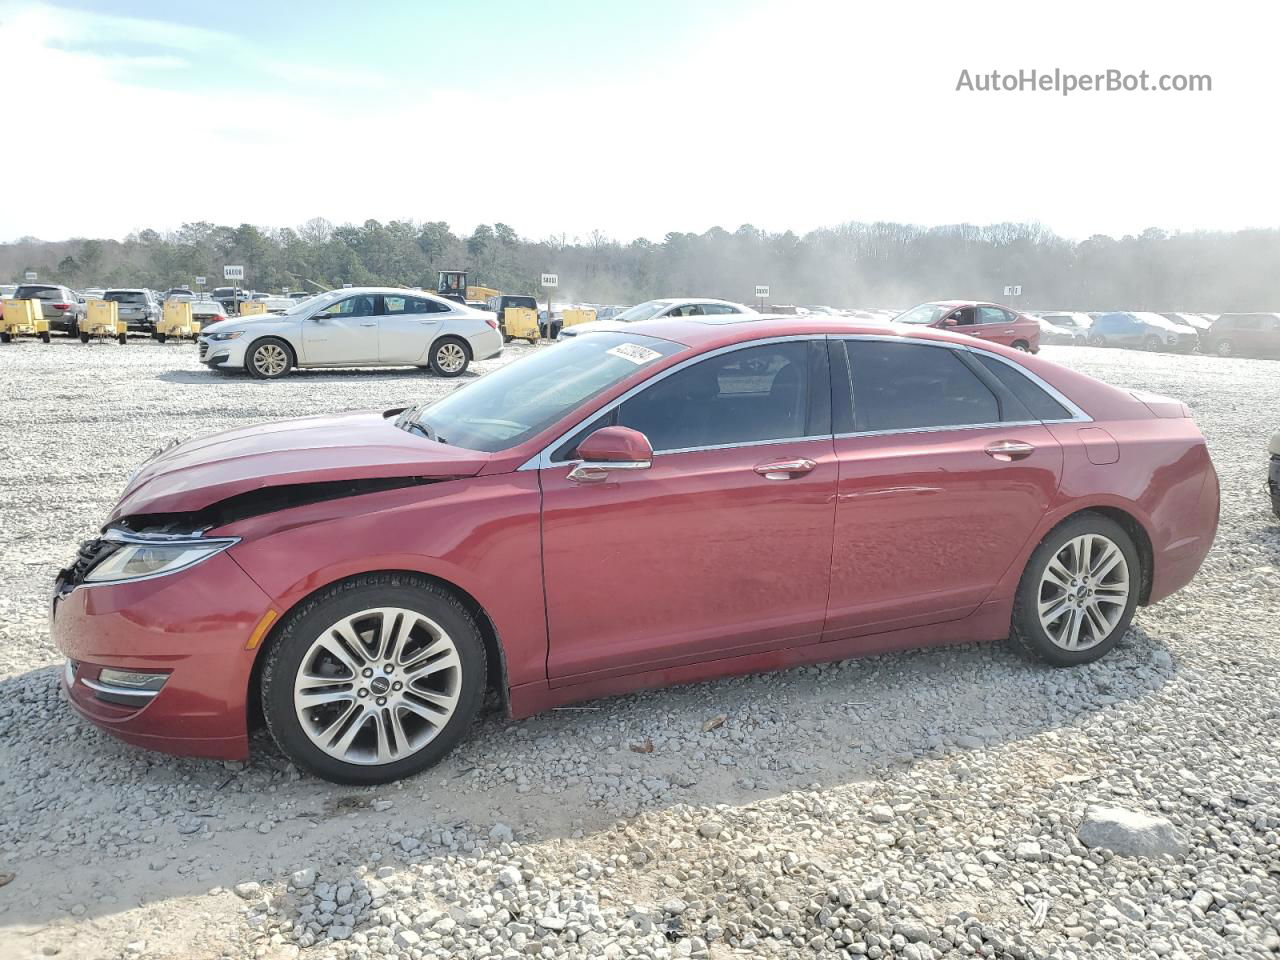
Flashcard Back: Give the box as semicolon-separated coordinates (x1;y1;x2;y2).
590;314;1017;352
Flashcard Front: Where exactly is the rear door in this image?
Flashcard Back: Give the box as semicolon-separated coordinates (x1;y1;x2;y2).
975;305;1019;346
300;293;380;364
824;337;1064;640
378;294;453;363
541;338;837;681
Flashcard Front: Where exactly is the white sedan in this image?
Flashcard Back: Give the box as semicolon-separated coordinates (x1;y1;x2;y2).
559;297;757;338
197;287;504;379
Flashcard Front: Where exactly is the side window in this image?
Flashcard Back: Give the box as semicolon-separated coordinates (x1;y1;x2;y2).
951;307;977;326
1235;316;1261;330
384;295;409;314
701;304;735;315
845;340;999;431
325;295;377;317
974;354;1072;421
384;295;448;315
615;342;811;452
977;306;1008;324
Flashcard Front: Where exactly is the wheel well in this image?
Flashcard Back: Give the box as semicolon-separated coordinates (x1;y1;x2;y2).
247;336;296;368
1050;506;1154;605
246;570;510;732
433;335;472;358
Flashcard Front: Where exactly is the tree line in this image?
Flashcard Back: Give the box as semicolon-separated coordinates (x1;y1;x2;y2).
3;218;1278;312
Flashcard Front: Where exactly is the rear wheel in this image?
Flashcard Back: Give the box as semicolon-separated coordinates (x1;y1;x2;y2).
1214;338;1235;357
0;333;10;344
155;333;167;343
1009;514;1140;667
1011;340;1030;352
246;337;293;379
1088;334;1106;347
429;337;470;377
1143;335;1162;351
260;573;487;784
40;332;50;343
117;332;127;345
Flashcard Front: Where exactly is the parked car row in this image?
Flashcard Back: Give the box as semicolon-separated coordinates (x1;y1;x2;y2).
1025;309;1280;358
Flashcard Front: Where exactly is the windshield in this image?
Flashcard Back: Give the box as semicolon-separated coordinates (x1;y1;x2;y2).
282;291;337;316
611;300;671;324
894;303;951;325
409;332;685;452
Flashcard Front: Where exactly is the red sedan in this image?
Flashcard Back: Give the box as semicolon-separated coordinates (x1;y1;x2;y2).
52;317;1218;783
895;300;1042;352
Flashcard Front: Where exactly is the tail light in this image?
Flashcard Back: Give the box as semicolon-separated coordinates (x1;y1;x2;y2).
485;318;499;330
53;302;71;310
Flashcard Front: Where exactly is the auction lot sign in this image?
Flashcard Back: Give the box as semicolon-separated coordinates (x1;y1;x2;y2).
224;265;245;281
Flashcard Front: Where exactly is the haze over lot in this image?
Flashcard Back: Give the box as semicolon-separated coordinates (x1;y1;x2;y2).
1;0;1277;243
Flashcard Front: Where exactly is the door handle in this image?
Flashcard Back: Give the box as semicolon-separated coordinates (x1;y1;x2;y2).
753;458;816;480
359;322;377;327
984;440;1035;462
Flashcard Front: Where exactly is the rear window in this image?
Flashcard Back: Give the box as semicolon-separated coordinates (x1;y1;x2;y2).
15;286;60;299
504;297;537;310
105;291;148;304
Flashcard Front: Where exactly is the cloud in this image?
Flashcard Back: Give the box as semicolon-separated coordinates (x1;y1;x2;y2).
1;0;1278;244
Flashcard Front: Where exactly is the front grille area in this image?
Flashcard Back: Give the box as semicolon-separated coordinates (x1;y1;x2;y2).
198;341;209;360
58;538;118;590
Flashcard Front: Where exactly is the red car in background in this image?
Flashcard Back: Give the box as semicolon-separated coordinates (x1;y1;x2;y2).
895;300;1042;352
52;316;1216;783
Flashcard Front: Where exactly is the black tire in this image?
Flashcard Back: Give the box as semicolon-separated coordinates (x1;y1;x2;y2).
79;332;90;344
1009;513;1141;667
1011;340;1030;352
156;333;167;344
1088;334;1106;347
68;323;78;338
0;333;10;344
1143;335;1162;352
117;333;128;345
428;336;471;377
246;337;294;379
1214;338;1234;358
40;332;50;343
259;573;487;785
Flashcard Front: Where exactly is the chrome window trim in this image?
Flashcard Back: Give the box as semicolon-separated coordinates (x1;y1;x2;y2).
519;332;1092;470
520;334;826;469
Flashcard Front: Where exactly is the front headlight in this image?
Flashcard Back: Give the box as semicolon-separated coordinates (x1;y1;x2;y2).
206;330;244;341
84;535;237;584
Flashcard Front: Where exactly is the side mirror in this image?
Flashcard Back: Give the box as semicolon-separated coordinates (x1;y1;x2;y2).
569;426;653;483
941;317;958;327
313;312;331;321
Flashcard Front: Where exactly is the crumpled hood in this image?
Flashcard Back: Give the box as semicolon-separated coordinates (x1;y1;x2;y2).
110;411;491;520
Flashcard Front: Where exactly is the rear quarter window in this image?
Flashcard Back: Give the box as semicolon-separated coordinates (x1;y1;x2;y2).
974;354;1073;421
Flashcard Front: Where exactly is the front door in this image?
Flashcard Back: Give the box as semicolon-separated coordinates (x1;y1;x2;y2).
540;339;837;682
301;293;380;364
379;293;453;363
824;338;1063;639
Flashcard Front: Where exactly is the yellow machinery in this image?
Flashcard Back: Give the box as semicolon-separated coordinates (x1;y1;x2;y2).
0;299;50;343
156;300;201;342
80;299;128;344
240;301;268;317
467;285;501;302
503;306;540;344
562;307;597;328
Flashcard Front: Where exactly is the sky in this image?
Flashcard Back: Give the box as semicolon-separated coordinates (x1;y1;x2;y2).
1;0;1277;244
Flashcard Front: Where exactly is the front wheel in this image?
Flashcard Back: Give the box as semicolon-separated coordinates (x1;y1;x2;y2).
79;332;90;344
1143;335;1162;352
1214;338;1234;358
155;333;167;343
260;573;487;784
117;332;127;345
0;333;10;344
1009;514;1140;667
40;332;51;343
429;337;470;377
1088;334;1106;347
246;337;293;379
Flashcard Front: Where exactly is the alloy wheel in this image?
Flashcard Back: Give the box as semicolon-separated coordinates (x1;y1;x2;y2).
1036;534;1130;651
435;342;467;374
1215;339;1234;357
253;343;289;376
293;607;462;766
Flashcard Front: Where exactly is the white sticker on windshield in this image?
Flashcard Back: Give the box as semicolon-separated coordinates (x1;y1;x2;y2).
607;343;662;365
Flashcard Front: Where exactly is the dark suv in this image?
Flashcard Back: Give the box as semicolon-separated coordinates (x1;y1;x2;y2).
13;284;85;335
1200;313;1280;358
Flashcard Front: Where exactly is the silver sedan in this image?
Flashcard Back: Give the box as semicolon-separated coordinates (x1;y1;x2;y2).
197;287;504;379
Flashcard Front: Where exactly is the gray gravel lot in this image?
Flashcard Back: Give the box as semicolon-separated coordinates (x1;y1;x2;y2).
0;338;1277;960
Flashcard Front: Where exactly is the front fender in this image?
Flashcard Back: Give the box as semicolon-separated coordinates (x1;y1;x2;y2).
223;472;547;687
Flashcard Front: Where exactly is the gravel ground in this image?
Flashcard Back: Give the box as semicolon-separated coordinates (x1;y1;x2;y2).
0;338;1277;960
